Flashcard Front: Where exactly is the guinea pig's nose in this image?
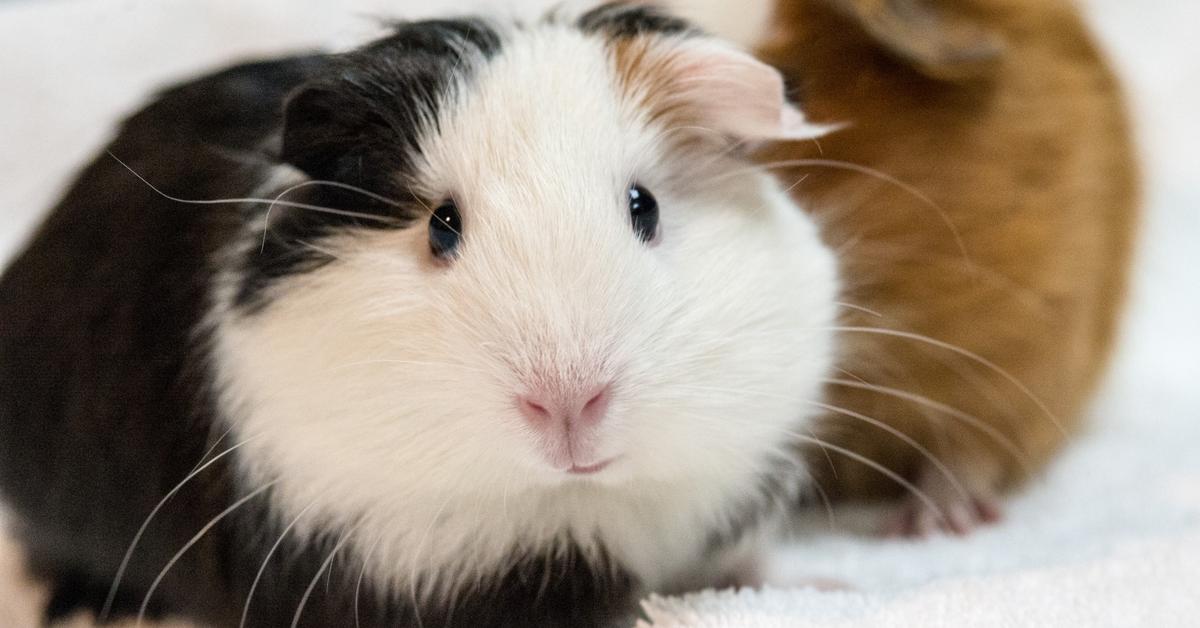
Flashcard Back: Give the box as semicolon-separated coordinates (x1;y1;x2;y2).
517;383;612;431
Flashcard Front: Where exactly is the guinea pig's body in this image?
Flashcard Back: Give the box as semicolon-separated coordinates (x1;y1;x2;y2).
758;0;1139;532
0;5;840;627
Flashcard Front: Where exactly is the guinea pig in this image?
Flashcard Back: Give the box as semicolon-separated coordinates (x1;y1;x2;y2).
0;4;841;627
755;0;1139;534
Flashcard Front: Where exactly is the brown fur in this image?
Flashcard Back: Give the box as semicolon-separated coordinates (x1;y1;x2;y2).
611;37;691;127
755;0;1140;504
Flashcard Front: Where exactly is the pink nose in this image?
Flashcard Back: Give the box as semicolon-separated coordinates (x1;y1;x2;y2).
517;383;612;432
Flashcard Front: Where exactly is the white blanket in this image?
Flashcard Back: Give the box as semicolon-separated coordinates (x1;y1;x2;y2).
1;1;1196;626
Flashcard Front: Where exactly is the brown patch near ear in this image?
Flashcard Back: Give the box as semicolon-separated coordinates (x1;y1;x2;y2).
610;37;702;136
820;0;1006;80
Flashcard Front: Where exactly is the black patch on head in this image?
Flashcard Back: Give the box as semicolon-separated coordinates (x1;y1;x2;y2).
239;18;502;308
281;18;501;189
577;2;694;39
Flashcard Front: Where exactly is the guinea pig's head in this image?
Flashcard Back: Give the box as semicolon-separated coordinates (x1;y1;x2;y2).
213;3;839;574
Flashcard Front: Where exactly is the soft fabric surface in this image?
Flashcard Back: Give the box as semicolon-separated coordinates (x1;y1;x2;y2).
1;1;1196;626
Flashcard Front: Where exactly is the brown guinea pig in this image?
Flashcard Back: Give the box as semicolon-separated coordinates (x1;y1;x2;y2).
756;0;1140;534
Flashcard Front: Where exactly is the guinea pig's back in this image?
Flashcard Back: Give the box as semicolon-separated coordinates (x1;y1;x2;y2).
0;54;320;618
757;0;1139;497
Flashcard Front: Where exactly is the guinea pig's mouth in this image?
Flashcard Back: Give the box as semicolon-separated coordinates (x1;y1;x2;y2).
565;456;620;476
514;380;624;477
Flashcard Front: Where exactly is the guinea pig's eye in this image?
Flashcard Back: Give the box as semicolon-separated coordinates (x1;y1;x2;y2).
628;184;658;243
429;200;462;258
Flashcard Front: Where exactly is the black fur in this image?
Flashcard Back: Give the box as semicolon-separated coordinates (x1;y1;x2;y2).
0;17;646;627
228;498;638;627
0;51;322;623
577;3;694;39
242;18;501;310
0;8;806;626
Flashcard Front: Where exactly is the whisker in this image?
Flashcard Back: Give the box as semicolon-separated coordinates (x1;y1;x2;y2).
785;432;946;527
667;382;968;500
808;400;970;503
695;134;754;172
354;532;387;628
136;481;278;626
833;367;871;386
293;239;345;261
823;326;1066;436
724;158;932;205
260;179;417;253
808;475;837;530
188;424;235;475
106;151;400;225
726;157;969;262
241;500;321;628
822;377;1033;475
101;435;260;621
780;172;811;195
834;301;885;319
291;527;358;628
805;422;839;481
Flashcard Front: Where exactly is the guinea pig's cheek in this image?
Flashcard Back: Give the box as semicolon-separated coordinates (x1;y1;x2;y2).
638;194;839;479
215;238;505;453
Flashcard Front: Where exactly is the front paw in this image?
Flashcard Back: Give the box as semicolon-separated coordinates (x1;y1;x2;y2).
881;464;1003;537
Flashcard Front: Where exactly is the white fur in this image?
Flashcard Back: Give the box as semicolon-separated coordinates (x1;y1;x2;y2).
210;22;839;599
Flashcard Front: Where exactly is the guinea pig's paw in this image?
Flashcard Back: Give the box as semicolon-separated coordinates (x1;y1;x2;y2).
881;465;1003;538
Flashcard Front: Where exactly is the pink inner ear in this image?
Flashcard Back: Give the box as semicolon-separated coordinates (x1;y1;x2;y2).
670;43;839;142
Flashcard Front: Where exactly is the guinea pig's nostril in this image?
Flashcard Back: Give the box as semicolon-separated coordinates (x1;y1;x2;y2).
517;396;553;425
578;384;612;427
517;383;613;430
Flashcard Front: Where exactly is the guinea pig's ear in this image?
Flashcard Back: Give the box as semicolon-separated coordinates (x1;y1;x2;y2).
822;0;1006;81
628;39;840;143
279;84;362;181
278;83;412;214
281;81;414;182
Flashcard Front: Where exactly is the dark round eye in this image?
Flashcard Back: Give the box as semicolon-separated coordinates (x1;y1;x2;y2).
628;184;658;242
429;200;462;258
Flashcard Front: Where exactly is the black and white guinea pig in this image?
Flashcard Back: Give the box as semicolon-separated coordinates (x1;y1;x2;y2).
0;4;839;627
